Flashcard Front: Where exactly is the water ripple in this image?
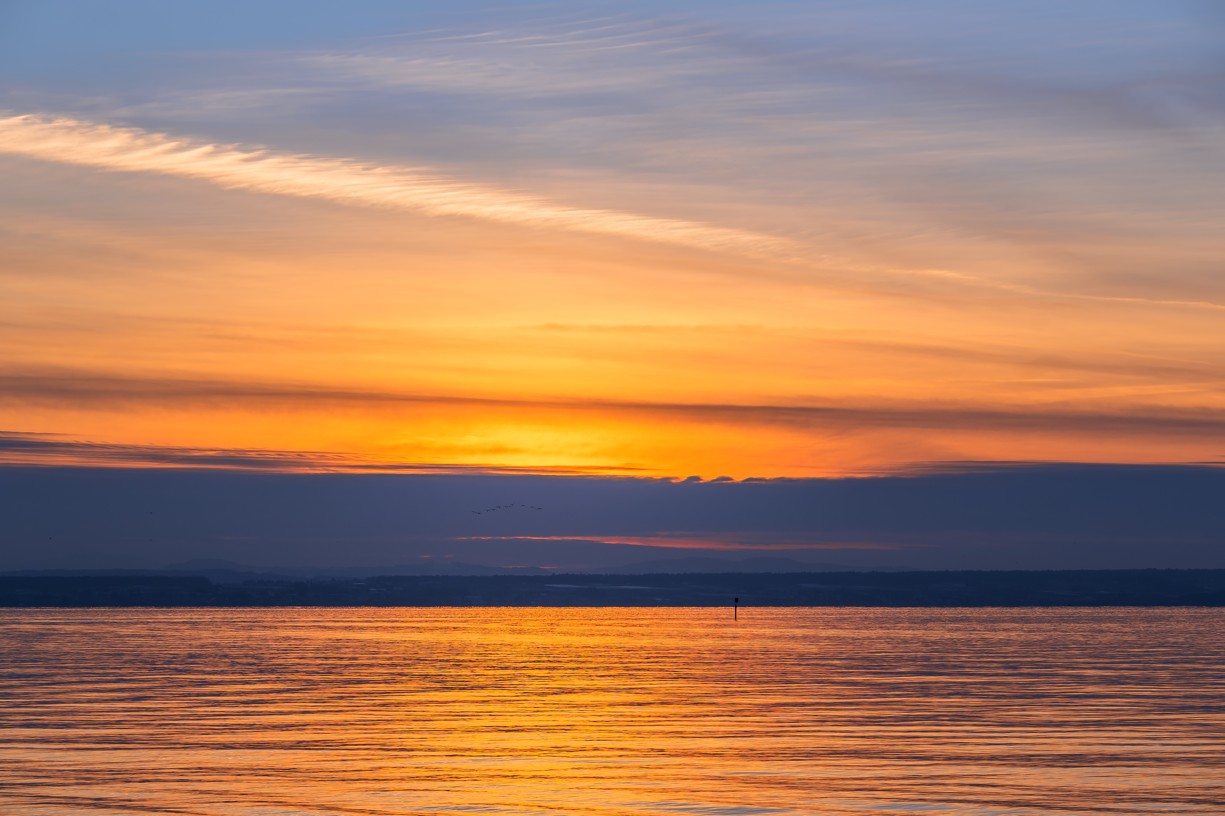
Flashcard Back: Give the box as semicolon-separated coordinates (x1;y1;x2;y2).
1;608;1222;815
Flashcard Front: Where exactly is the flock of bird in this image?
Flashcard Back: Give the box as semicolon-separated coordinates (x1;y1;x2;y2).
470;503;544;515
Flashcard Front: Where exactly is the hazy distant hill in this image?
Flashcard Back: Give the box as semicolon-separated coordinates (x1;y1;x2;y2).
599;556;908;574
5;556;906;581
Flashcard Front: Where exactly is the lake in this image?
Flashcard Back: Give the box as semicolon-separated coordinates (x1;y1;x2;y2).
1;608;1221;815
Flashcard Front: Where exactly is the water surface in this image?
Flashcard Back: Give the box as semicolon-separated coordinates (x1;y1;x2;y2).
1;608;1222;815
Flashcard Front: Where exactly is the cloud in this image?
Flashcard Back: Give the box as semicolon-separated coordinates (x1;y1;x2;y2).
0;431;598;475
0;112;787;254
3;367;1225;441
0;431;344;471
433;19;1198;127
240;11;1225;314
303;17;750;99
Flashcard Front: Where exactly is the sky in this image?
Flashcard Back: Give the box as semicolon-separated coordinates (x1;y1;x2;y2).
1;1;1223;571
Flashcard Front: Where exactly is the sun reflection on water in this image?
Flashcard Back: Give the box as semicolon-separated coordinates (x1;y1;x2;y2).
0;608;1222;815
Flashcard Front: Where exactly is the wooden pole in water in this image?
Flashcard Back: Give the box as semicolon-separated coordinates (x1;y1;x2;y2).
734;597;739;620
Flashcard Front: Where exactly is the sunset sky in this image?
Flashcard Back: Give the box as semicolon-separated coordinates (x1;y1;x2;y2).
2;2;1223;571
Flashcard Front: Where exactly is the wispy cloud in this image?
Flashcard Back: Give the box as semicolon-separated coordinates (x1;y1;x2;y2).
458;534;892;551
315;13;1223;135
0;113;787;254
306;17;743;97
269;13;1225;309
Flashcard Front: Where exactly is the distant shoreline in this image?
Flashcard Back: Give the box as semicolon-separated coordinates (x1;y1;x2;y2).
2;569;1223;607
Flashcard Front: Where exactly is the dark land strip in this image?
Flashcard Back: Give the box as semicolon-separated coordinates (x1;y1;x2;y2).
1;569;1223;607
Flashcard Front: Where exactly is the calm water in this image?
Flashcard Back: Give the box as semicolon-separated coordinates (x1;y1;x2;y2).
0;608;1222;816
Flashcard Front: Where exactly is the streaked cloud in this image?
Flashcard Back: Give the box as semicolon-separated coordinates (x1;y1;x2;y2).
3;369;1224;439
0;113;786;254
0;431;585;474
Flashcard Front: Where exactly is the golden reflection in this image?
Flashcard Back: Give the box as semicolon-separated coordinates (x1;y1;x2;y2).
1;608;1222;815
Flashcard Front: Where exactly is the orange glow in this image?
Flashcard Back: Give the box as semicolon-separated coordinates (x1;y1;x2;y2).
3;112;1224;478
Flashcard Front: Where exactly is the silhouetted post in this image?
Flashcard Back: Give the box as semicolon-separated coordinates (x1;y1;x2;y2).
734;597;739;620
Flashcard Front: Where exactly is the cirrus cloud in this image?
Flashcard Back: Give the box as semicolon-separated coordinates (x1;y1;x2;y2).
0;112;788;255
